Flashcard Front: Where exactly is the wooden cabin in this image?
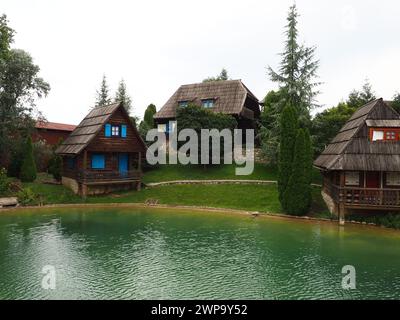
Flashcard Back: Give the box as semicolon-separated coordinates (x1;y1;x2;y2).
55;102;147;196
154;80;260;136
314;98;400;223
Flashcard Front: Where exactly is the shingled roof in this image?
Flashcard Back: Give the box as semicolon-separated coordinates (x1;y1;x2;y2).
55;102;139;155
314;98;400;171
154;80;259;119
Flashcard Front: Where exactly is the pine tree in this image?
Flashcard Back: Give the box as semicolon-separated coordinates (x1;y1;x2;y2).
278;104;298;204
115;79;132;114
19;136;37;182
282;129;311;215
304;128;313;206
267;4;320;124
203;68;230;82
95;74;111;107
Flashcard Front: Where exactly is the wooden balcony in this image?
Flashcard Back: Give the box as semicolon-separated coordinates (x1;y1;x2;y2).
324;181;400;209
77;170;142;185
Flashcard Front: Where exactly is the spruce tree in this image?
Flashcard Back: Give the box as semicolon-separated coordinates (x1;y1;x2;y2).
304;128;313;206
144;104;157;128
278;104;298;204
95;74;111;107
282;129;311;215
115;79;132;114
20;136;37;182
268;4;320;122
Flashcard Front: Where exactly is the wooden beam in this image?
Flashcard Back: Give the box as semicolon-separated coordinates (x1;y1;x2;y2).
138;152;142;172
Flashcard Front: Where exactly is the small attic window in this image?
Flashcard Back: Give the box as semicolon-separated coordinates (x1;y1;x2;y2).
372;130;384;141
386;131;396;140
202;99;214;108
178;101;188;108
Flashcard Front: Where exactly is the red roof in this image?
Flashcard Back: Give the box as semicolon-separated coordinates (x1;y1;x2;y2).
35;121;76;131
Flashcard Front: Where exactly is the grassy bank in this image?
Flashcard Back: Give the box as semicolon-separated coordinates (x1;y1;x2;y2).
16;178;330;218
143;163;322;184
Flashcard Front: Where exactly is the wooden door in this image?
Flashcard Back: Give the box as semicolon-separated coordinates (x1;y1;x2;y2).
366;172;380;188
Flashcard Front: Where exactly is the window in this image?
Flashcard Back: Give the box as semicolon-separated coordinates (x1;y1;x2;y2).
345;171;360;186
386;131;396;140
372;130;384;141
67;157;75;169
202;99;214;108
178;101;188;108
157;124;166;133
111;125;120;136
386;172;400;186
91;154;105;169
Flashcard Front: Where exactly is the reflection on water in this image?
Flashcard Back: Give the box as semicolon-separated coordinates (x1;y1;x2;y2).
0;207;399;299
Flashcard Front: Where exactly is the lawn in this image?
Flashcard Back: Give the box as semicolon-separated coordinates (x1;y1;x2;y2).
142;163;322;184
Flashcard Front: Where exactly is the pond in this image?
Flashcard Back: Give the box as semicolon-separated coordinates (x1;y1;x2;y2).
0;206;399;299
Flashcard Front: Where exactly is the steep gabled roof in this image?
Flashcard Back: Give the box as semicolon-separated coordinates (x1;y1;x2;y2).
56;102;146;155
154;79;259;119
314;98;400;171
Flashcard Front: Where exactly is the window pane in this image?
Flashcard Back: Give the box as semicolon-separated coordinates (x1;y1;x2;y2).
372;130;384;141
387;172;400;186
345;171;359;186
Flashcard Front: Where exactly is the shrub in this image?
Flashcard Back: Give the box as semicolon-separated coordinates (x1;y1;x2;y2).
0;168;10;195
20;136;37;182
17;187;37;206
282;129;312;215
7;144;24;178
48;154;62;181
33;140;53;172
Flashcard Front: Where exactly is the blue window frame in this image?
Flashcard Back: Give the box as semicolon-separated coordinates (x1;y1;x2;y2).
178;101;188;108
111;125;120;137
202;99;214;108
91;154;105;169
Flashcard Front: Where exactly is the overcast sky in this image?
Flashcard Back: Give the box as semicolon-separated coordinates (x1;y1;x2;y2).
2;0;400;125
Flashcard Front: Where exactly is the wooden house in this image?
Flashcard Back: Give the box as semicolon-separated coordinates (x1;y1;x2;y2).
33;121;76;146
314;98;400;223
154;80;260;135
55;102;146;196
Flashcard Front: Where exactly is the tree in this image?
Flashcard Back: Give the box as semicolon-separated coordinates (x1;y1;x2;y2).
268;4;320;124
391;92;400;113
139;104;157;143
347;79;376;109
115;79;132;114
203;68;230;82
20;136;37;182
282;129;311;215
0;15;50;168
277;105;298;204
304;129;313;206
95;74;111;107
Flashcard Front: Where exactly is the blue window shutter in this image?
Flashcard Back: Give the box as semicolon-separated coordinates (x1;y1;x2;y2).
105;124;111;137
121;125;127;138
91;154;105;169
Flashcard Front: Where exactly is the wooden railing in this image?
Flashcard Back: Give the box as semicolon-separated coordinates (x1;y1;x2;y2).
77;170;142;183
324;181;400;207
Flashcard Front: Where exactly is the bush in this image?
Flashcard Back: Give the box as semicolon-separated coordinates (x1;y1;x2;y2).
20;136;37;182
17;187;37;206
48;154;62;181
33;140;53;172
0;168;10;195
7;144;24;178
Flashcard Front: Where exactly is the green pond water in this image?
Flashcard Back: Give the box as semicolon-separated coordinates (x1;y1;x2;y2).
0;206;399;300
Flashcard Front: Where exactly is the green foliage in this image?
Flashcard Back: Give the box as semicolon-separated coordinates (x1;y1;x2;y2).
304;129;313;206
115;79;132;114
348;213;400;230
203;68;229;82
7;142;24;177
48;154;62;181
95;74;111;107
17;187;37;206
267;4;320;125
0;16;50;167
391;93;400;113
282;129;311;215
20;136;37;182
144;103;157;128
33;140;53;172
277;105;298;203
176;103;237;163
0;167;10;195
346;79;376;109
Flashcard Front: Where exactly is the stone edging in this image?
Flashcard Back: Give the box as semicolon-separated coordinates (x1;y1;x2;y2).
145;179;322;188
